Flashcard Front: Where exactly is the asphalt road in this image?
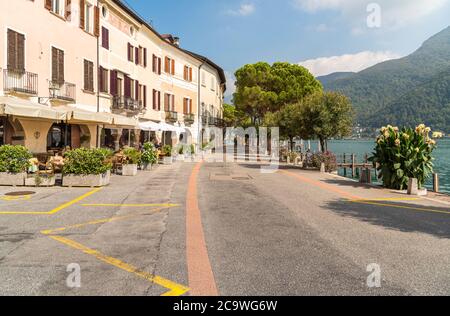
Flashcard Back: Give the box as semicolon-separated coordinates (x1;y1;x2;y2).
1;161;450;295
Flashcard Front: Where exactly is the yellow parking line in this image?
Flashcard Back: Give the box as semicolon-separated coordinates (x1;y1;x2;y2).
0;188;102;215
41;208;167;235
350;197;421;202
48;235;189;296
82;203;180;208
350;200;450;215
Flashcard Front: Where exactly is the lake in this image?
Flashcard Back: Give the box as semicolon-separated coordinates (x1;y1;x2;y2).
327;139;450;194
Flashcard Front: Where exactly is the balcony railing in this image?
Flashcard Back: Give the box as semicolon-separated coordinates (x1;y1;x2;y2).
112;96;142;112
201;115;208;125
49;81;76;102
184;113;195;125
165;111;178;123
3;69;38;95
215;118;225;127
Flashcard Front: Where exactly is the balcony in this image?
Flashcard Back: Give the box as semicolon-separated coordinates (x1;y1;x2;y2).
3;69;38;95
184;113;195;125
49;81;76;102
165;111;178;123
112;96;142;113
215;117;225;128
201;115;208;125
209;117;217;126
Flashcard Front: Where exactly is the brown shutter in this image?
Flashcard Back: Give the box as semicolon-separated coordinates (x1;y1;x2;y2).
143;86;147;108
98;67;103;92
152;55;156;72
102;27;109;49
152;90;156;109
158;91;161;110
7;30;16;71
110;70;117;96
84;60;88;90
158;58;162;75
58;50;64;84
94;6;100;37
135;47;139;65
79;0;85;29
189;67;193;82
45;0;52;10
171;59;175;75
89;61;94;91
164;94;169;111
183;98;187;114
135;80;139;100
65;0;72;20
165;57;169;73
52;47;58;82
171;95;175;111
124;76;131;98
143;48;147;67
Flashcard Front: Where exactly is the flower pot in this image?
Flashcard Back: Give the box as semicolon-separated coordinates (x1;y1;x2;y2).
163;156;173;165
63;171;110;187
0;172;26;186
122;164;138;176
141;163;154;171
25;175;56;187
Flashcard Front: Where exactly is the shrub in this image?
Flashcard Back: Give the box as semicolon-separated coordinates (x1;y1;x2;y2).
305;151;337;172
369;124;436;190
190;144;195;155
122;147;142;165
141;143;158;165
63;148;112;175
162;145;173;157
0;145;32;173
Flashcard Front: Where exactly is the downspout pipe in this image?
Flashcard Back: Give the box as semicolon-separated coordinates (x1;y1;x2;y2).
96;0;100;148
197;62;205;150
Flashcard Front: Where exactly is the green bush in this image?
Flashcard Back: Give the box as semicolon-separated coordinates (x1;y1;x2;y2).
123;147;142;165
162;145;173;157
0;145;32;173
305;151;337;172
141;143;158;165
63;148;112;175
370;124;436;190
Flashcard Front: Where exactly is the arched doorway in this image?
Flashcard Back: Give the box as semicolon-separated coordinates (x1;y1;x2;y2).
0;117;25;146
47;123;91;151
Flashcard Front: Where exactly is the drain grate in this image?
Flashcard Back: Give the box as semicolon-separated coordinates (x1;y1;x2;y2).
4;191;36;197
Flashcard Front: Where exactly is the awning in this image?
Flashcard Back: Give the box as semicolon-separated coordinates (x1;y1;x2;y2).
53;105;113;124
139;120;161;131
111;114;139;127
0;96;66;120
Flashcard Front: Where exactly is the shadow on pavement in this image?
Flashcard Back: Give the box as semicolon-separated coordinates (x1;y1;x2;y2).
326;199;450;239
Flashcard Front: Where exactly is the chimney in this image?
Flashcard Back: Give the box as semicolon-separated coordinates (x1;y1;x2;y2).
173;37;180;47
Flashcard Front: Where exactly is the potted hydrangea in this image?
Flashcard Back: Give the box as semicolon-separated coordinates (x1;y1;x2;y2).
0;145;32;186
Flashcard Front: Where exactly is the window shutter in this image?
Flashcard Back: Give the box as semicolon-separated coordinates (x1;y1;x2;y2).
152;90;156;110
94;6;100;37
59;50;64;84
79;0;85;29
7;30;16;71
89;62;94;91
171;95;175;111
152;55;156;72
158;58;162;75
189;68;193;82
52;47;58;82
84;60;89;90
158;91;161;110
102;27;109;49
45;0;52;10
98;67;103;92
135;80;139;100
183;98;187;114
143;48;147;67
110;70;117;96
135;47;139;65
164;57;169;73
65;0;72;20
171;59;175;75
143;86;147;108
124;76;130;98
164;94;169;111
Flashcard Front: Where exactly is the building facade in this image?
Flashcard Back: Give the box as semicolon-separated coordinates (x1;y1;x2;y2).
0;0;226;154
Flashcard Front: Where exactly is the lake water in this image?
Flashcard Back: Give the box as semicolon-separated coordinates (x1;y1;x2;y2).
326;139;450;194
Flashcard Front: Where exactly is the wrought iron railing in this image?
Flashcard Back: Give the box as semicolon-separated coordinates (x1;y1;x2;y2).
112;96;142;112
3;69;38;95
165;111;178;122
184;113;195;125
49;81;76;102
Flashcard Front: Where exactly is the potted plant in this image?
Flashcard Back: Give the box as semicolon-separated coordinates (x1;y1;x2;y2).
122;147;141;176
177;146;185;162
161;145;173;165
62;148;112;187
0;145;32;186
141;143;158;171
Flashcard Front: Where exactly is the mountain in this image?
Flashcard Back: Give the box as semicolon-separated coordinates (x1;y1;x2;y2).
317;72;355;86
320;26;450;132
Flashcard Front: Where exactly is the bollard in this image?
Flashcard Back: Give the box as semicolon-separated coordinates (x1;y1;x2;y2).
433;173;440;193
320;162;326;173
408;178;419;195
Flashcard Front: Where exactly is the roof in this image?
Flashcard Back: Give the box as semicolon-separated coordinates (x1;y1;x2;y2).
112;1;226;90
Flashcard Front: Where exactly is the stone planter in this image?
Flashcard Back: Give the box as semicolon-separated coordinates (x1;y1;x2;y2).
63;171;110;187
163;156;173;165
176;155;185;162
0;172;26;186
25;175;56;187
141;163;154;171
122;164;138;176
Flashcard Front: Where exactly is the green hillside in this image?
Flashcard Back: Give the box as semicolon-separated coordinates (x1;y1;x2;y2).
320;26;450;131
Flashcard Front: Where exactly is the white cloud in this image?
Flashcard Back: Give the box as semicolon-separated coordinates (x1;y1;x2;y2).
226;3;256;16
293;0;448;29
298;51;402;77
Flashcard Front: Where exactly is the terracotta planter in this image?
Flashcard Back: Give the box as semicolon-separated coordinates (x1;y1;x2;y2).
63;171;110;187
122;164;138;176
0;172;26;186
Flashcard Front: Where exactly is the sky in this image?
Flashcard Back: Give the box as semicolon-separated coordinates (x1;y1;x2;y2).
123;0;450;97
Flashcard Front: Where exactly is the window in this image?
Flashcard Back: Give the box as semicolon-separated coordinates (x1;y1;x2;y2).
127;43;134;62
211;77;216;91
164;57;175;75
136;47;147;67
201;71;206;87
153;55;162;74
101;27;109;49
102;5;108;18
164;93;175;111
84;3;92;33
152;90;161;110
7;29;25;72
99;67;108;93
84;59;94;92
183;98;193;114
51;47;64;84
51;0;62;15
184;66;193;82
